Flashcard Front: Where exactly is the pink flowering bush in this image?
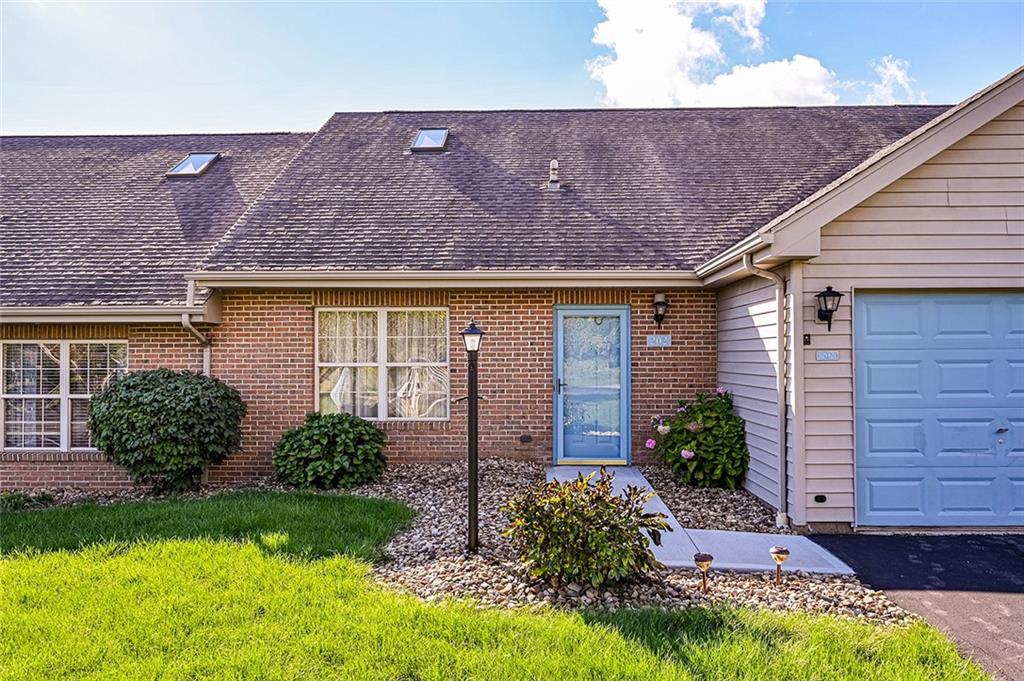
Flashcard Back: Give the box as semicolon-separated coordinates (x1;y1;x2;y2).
649;390;749;489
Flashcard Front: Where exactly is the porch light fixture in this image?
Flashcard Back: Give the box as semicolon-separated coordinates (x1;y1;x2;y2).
815;286;844;331
769;545;790;587
459;319;485;353
457;320;486;552
694;552;714;593
652;293;669;328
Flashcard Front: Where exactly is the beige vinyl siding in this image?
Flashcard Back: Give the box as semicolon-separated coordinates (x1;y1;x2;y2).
717;270;787;507
798;104;1024;524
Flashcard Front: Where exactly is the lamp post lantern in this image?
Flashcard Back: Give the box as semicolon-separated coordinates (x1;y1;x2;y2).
459;320;486;552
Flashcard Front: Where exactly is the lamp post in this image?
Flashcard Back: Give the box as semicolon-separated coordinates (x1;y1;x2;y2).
459;319;485;553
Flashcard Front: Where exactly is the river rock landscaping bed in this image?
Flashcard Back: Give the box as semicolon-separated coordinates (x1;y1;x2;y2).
358;458;909;624
639;463;793;534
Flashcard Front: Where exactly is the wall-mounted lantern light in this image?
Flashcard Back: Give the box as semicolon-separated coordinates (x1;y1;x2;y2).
652;293;669;328
815;286;844;331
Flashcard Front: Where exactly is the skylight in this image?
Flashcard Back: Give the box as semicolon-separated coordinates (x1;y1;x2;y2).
411;128;448;151
167;152;220;177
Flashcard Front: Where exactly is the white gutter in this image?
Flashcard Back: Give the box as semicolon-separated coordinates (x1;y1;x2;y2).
187;269;702;289
0;305;209;324
741;253;789;528
695;231;771;279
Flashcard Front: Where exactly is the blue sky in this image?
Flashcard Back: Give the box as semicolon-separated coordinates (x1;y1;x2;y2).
2;1;1021;135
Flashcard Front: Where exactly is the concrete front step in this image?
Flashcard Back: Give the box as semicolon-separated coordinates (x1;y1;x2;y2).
546;465;853;575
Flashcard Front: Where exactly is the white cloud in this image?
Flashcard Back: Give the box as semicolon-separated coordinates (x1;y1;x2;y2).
863;55;928;104
705;0;767;51
699;55;839;106
588;0;838;107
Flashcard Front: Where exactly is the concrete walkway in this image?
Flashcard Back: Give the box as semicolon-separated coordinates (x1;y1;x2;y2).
547;465;852;575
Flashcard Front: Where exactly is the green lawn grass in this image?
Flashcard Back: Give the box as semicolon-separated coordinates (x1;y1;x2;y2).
0;493;985;680
0;491;413;560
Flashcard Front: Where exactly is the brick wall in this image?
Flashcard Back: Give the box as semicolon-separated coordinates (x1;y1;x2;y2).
206;287;716;479
1;289;717;489
0;322;208;490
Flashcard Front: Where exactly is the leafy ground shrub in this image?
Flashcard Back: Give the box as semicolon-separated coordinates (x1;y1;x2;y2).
0;490;55;513
647;389;749;489
502;468;671;587
89;369;246;492
273;412;387;489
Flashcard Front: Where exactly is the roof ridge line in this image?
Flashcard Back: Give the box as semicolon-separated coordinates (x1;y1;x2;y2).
363;104;951;115
0;131;314;140
194;124;329;272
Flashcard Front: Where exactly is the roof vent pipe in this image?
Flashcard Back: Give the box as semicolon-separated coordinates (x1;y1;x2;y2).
547;159;560;190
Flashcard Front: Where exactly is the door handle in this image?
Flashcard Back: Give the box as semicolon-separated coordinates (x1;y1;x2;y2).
996;427;1009;434
555;379;567;393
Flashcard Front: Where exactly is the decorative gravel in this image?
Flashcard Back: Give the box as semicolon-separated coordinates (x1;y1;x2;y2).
639;463;794;534
357;459;910;624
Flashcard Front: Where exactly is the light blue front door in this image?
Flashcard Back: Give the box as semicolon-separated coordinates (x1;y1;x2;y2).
855;292;1024;526
554;306;631;464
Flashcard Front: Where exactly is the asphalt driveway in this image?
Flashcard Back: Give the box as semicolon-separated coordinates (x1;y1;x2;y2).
811;534;1024;680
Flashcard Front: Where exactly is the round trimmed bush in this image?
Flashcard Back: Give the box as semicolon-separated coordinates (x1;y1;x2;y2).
502;468;671;587
273;412;387;489
89;369;246;491
649;390;750;489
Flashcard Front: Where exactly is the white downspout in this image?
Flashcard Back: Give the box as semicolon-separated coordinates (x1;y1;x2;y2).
183;281;212;376
742;254;790;527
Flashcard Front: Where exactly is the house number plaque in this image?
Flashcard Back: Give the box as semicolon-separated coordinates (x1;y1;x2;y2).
647;334;672;347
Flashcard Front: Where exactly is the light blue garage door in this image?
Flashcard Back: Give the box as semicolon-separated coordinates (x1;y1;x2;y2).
856;292;1024;526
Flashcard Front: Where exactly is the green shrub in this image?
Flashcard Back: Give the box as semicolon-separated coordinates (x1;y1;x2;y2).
502;468;671;587
648;389;749;489
273;412;387;489
0;490;54;513
89;369;246;492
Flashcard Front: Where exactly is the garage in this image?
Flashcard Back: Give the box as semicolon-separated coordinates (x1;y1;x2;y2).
855;291;1024;526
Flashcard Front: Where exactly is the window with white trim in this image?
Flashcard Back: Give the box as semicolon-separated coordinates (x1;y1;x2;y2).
1;341;128;450
316;309;449;421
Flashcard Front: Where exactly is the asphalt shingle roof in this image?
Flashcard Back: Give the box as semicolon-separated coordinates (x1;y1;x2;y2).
1;106;951;307
199;106;948;274
0;132;312;306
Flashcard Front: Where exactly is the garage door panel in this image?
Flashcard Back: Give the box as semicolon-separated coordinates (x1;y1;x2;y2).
856;294;1024;350
858;407;1012;467
1006;300;1024;340
856;292;1024;527
1010;418;1024;460
857;350;1019;408
1011;478;1024;517
1010;360;1024;397
860;473;927;520
859;467;1024;526
937;476;999;517
935;299;998;340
